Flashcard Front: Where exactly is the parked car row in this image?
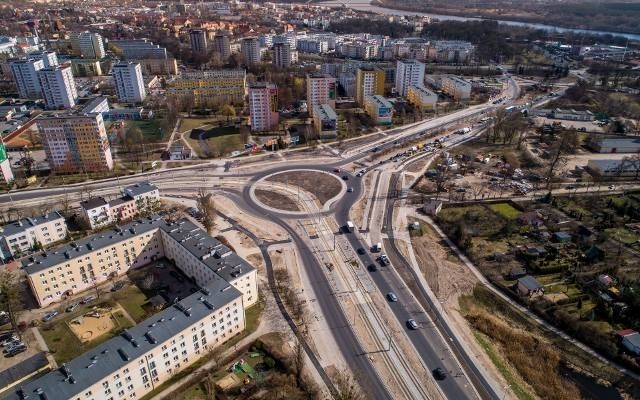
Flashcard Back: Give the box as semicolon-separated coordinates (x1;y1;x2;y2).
1;332;26;357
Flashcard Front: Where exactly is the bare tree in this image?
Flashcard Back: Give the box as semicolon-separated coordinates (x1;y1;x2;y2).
545;129;579;189
333;370;364;400
196;188;216;234
203;373;217;400
0;270;22;334
292;338;305;388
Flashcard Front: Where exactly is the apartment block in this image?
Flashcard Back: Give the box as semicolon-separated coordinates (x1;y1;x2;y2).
38;66;78;109
313;104;338;139
70;59;103;77
306;74;336;116
167;70;246;106
395;59;425;97
30;51;58;68
7;217;256;400
355;67;385;105
80;182;160;230
136;58;178;75
441;75;472;100
37;113;113;174
110;39;168;60
364;95;393;125
273;42;292;69
241;37;260;66
248;83;279;132
406;85;438;110
71;31;106;59
9;58;44;99
212;32;231;59
0;212;67;260
189;29;208;53
112;62;146;103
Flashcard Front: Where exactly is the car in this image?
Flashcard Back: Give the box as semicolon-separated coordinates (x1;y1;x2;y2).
356;172;363;177
1;335;19;347
432;367;447;380
4;340;23;351
357;248;366;255
333;168;341;173
42;311;59;322
608;185;615;190
378;254;390;266
6;344;26;357
368;264;378;272
342;175;349;181
386;292;398;302
66;302;80;313
110;281;125;292
0;332;16;342
406;319;419;330
347;187;354;193
80;295;96;304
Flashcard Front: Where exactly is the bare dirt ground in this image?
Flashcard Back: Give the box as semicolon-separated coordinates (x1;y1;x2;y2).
266;171;342;205
254;188;301;211
213;195;288;241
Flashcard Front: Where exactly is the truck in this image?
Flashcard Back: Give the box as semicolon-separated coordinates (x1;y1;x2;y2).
372;242;382;252
346;221;355;233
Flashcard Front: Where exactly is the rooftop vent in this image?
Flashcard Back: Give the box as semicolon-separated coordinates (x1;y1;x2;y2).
200;288;210;296
203;300;214;310
117;348;130;361
145;331;157;344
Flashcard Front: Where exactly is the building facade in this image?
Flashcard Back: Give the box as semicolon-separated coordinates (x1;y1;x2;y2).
30;51;58;68
355;67;384;105
110;39;168;60
70;59;103;77
364;95;393;125
38;66;78;109
37;113;114;174
306;74;336;117
248;83;279;132
113;62;146;103
167;70;246;106
212;32;231;59
406;85;438;109
241;37;260;66
9;58;44;99
441;75;472;100
395;59;425;97
136;58;178;75
273;42;292;69
313;104;337;139
0;212;67;260
189;29;208;53
72;31;106;59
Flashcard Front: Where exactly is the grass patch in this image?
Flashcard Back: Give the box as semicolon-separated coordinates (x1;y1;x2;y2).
605;228;639;245
39;307;134;364
112;285;149;322
128;120;169;142
473;330;535;400
489;203;522;219
185;125;245;158
179;118;218;133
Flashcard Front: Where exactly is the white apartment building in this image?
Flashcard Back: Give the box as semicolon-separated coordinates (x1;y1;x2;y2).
8;216;256;400
306;74;336;116
30;51;59;68
38;65;78;109
112;62;146;103
248;83;278;132
395;59;425;97
79;197;112;231
9;58;44;99
0;212;67;260
441;75;472;100
72;31;106;59
110;39;168;60
241;37;260;66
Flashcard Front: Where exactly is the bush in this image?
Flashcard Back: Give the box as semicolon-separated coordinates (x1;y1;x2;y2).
264;356;276;370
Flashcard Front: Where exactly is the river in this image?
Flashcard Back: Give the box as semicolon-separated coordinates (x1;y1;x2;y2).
318;0;640;42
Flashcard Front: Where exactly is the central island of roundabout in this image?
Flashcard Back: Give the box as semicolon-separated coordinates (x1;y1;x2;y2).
249;169;347;217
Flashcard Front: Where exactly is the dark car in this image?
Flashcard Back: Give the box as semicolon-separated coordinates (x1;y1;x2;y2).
342;175;349;181
6;343;26;357
110;281;125;292
378;255;390;266
368;264;378;272
42;311;59;322
357;248;366;255
432;367;447;380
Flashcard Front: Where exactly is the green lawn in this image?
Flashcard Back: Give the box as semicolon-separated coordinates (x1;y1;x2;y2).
179;118;219;133
605;228;639;245
112;285;149;322
39;308;134;364
184;127;245;158
473;331;536;400
128;120;169;142
545;283;582;297
489;203;522;219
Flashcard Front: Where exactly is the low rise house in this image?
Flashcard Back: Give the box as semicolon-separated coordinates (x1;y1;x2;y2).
516;275;544;297
0;212;67;260
80;182;160;230
364;95;393;125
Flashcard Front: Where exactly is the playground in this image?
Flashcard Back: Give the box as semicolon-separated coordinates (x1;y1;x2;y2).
215;352;266;392
68;306;126;343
